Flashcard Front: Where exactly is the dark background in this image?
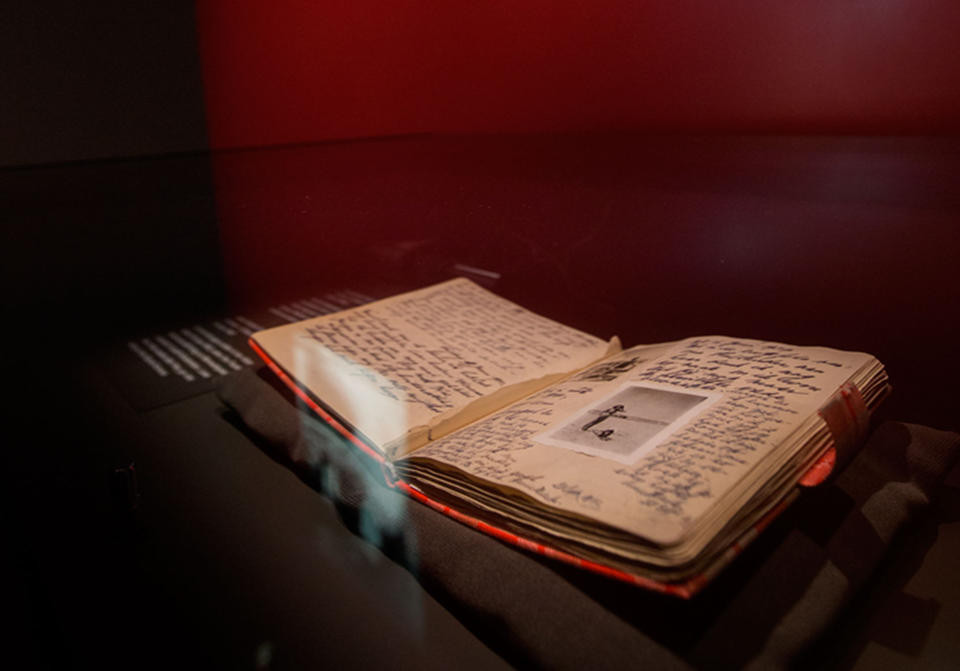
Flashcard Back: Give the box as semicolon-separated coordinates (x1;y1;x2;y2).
5;2;960;168
1;2;206;167
2;2;216;344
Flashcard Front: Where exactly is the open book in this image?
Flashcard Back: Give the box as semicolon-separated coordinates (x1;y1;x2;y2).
249;279;889;596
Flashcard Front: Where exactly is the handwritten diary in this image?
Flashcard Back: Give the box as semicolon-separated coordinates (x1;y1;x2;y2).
249;279;889;596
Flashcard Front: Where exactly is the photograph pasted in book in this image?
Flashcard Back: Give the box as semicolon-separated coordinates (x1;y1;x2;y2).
249;278;889;596
535;383;721;465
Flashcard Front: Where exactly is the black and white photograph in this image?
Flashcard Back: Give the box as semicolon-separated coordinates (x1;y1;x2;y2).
536;383;719;464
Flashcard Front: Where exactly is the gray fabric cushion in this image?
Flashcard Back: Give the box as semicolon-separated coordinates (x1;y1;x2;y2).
219;367;959;670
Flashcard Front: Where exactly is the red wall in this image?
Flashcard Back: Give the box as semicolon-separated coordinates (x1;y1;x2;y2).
197;2;960;148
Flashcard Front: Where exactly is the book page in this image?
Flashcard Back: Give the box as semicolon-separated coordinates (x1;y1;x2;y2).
252;279;617;457
404;337;871;547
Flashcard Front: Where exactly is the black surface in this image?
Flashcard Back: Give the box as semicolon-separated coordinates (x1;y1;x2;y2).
2;151;222;367
8;358;509;670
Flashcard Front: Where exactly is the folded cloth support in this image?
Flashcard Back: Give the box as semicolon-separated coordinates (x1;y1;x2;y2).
219;367;959;670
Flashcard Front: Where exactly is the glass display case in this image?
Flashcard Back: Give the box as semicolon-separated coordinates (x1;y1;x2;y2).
6;132;960;669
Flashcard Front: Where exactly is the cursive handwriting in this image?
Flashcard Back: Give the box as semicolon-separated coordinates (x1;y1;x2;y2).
298;279;606;415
